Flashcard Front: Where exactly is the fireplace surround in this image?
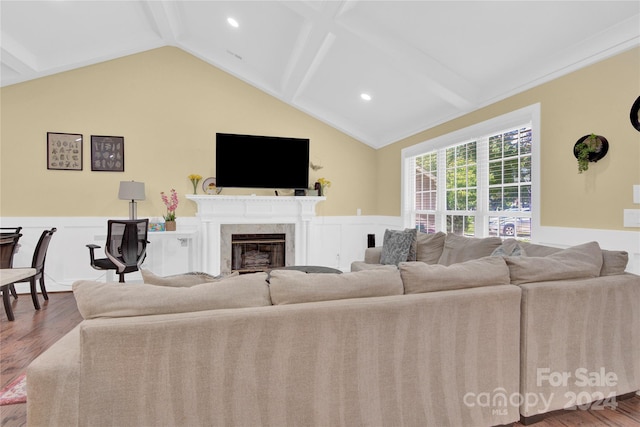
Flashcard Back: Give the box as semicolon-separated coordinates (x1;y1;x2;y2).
186;195;324;275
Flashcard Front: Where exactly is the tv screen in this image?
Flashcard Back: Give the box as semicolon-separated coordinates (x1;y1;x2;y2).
216;133;310;190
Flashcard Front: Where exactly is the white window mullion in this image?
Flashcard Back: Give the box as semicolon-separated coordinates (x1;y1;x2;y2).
475;136;489;236
436;148;447;232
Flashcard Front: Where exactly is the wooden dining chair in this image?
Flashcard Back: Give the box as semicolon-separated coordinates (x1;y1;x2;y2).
12;228;57;310
0;228;23;299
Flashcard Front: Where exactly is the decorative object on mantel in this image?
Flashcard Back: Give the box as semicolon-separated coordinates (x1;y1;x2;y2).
202;177;222;194
630;96;640;132
317;177;331;196
573;134;608;173
161;189;178;231
47;132;83;171
188;174;202;194
118;181;145;219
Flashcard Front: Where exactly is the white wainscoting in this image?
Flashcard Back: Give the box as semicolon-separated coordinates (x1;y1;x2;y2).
1;216;637;294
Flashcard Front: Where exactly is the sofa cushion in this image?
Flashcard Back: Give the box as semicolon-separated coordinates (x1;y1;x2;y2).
505;241;603;285
140;269;237;287
415;231;446;264
380;228;416;265
269;267;403;305
437;234;503;266
600;249;628;276
520;242;628;276
519;242;561;257
72;272;271;319
350;261;397;272
400;257;510;294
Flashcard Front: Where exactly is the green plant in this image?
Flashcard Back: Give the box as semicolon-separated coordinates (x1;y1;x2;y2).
575;133;600;173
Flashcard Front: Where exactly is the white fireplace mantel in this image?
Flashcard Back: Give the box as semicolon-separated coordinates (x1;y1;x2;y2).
186;195;325;274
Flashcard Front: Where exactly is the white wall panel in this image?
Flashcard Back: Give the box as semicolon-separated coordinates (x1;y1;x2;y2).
2;216;636;296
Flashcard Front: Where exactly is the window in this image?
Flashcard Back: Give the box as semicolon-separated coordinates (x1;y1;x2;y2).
402;104;539;240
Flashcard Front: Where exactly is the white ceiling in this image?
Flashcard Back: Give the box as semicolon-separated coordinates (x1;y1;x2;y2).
2;1;639;149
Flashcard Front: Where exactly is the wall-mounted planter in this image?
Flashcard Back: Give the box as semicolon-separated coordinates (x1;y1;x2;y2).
573;134;608;173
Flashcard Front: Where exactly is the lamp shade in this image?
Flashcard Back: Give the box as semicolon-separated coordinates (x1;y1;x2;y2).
118;181;145;201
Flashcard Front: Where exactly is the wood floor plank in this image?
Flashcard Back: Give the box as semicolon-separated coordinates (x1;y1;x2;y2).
1;291;639;426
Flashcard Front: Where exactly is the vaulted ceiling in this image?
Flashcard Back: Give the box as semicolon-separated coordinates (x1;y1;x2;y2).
2;1;638;148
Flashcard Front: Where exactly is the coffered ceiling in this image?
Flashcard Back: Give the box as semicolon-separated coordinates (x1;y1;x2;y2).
1;1;639;148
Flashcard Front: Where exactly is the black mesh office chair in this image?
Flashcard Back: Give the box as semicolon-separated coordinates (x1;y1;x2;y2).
12;227;57;310
87;219;149;283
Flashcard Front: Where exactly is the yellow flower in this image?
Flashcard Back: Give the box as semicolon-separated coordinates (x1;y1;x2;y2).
188;174;203;194
318;177;331;188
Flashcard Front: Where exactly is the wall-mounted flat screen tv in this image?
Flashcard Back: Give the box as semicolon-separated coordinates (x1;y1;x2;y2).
216;133;310;190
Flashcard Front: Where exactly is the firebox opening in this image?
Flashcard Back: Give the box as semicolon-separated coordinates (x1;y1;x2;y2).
231;233;286;274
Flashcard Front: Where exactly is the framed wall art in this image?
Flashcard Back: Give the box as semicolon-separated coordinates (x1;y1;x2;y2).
47;132;83;171
91;135;124;172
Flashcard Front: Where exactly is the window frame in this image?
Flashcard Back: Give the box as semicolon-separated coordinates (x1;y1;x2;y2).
401;104;541;238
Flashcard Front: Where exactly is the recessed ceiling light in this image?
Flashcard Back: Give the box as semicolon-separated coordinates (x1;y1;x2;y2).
360;93;372;101
227;17;239;28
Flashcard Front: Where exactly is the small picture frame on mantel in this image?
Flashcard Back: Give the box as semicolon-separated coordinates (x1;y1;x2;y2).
47;132;83;171
91;135;124;172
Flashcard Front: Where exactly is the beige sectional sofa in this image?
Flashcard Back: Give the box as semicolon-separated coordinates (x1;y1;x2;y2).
352;231;640;424
27;262;522;426
26;232;639;426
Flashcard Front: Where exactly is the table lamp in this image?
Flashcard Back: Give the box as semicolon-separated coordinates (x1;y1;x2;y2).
118;181;145;219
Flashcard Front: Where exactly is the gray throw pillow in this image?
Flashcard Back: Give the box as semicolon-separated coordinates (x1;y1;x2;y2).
380;228;416;265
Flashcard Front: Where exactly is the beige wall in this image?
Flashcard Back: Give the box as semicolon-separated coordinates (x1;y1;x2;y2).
2;46;639;231
376;47;640;231
0;47;377;218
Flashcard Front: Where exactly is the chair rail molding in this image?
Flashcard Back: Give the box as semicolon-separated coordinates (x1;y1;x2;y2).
186;195;325;274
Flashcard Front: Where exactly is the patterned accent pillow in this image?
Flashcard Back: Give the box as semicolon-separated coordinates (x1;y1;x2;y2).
491;239;527;257
380;228;416;265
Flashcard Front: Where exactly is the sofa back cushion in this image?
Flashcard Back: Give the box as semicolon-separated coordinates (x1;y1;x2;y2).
72;272;271;319
415;231;446;264
400;257;510;294
520;242;628;276
140;269;237;287
437;234;503;266
269;268;403;305
600;250;629;276
505;241;603;285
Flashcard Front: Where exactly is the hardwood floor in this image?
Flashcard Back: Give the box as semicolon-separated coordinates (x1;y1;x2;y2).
0;292;83;427
0;291;638;427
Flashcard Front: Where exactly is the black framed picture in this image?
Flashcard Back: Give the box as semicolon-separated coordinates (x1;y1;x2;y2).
91;135;124;172
47;132;83;170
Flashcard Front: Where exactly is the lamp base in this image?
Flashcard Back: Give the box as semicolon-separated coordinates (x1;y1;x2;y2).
129;201;137;220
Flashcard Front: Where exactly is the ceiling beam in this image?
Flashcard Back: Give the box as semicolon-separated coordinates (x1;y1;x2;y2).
140;0;182;45
0;32;38;74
